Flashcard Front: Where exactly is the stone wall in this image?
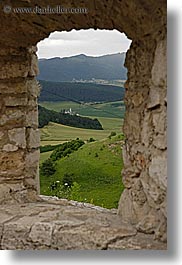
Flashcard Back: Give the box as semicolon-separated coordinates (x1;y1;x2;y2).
118;36;167;241
0;0;167;246
0;47;40;204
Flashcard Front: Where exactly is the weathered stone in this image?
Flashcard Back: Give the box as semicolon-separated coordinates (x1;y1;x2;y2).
26;79;40;98
117;189;137;224
8;128;26;148
2;223;31;249
29;222;53;246
147;85;161;109
149;152;167;189
124;111;140;141
0;131;4;138
28;54;39;77
0;109;26;126
0;199;166;250
0;80;27;94
136;210;160;234
3;144;18;152
0;183;25;204
107;233;167;250
140;172;166;206
26;108;39;127
131;92;144;107
25;150;40;168
24;177;38;190
151;39;167;87
131;179;147;206
27;128;40;149
141;111;152;147
154;214;167;242
4;96;27;107
153;133;167;150
0;0;167;248
0;151;24;176
152;108;167;134
0;61;29;79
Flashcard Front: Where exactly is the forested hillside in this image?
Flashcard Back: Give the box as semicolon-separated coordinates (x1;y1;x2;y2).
38;80;125;103
38;105;103;130
38;53;127;81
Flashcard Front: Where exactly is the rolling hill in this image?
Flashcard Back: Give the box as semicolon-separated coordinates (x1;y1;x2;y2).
40;134;124;209
38;53;127;82
38;80;125;103
38;105;103;130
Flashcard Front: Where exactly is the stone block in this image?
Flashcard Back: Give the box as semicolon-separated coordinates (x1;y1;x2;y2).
0;80;27;94
149;152;167;189
8;127;26;148
0;151;24;174
26;108;39;127
153;133;167;150
131;92;144;107
152;109;166;134
4;96;27;107
140;172;166;206
147;85;161;109
3;144;18;152
29;222;53;246
0;61;29;79
25;150;40;168
27;128;40;149
0;109;26;126
1;223;31;250
28;54;39;77
151;39;167;87
141;111;152;147
136;210;160;234
117;189;137;224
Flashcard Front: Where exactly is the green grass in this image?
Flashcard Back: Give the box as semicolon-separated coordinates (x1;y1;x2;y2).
39;101;79;113
39;101;125;119
40;151;53;164
39;100;125;208
41;140;68;146
40;117;123;145
40;135;124;209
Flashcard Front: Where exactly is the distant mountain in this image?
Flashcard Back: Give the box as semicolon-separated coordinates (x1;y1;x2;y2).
38;80;125;103
38;53;127;82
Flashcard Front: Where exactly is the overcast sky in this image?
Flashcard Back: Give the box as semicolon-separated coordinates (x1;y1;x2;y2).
37;29;131;59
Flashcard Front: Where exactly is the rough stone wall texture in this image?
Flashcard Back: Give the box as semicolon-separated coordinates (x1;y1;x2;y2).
0;196;167;250
118;36;167;242
0;0;167;246
0;47;40;204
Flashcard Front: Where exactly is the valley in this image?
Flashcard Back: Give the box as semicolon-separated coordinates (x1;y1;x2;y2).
39;105;124;209
38;54;126;209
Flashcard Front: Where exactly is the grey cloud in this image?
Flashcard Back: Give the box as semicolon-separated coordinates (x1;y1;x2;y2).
37;29;131;59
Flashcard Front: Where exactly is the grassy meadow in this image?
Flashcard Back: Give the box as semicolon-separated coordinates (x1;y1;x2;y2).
40;135;124;209
39;100;125;208
39;100;125;119
40;116;123;146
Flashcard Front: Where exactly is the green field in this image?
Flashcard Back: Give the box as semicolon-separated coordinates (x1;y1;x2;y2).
40;116;123;145
40;151;53;164
40;135;124;209
39;101;125;119
39;100;125;209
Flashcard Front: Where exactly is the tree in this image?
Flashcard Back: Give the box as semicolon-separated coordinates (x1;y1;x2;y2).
40;159;56;177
